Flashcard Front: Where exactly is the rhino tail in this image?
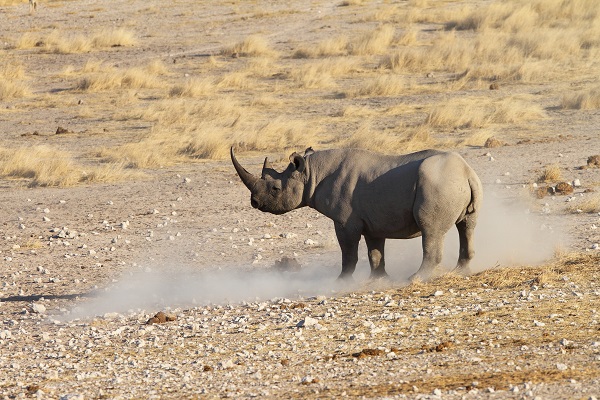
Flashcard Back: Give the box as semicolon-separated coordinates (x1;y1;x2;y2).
466;174;482;215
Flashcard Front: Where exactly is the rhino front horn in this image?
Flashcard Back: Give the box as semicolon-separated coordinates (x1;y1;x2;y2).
230;146;258;190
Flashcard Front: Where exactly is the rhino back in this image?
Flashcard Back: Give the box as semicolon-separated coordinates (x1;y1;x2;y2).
307;149;443;236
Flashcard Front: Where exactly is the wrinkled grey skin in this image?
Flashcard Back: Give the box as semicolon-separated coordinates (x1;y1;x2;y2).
231;146;482;281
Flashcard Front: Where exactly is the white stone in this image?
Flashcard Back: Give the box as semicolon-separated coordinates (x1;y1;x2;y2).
31;303;46;314
556;363;568;371
297;317;318;327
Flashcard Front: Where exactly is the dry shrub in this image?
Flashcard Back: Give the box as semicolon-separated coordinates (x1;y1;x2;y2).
145;60;170;76
170;77;216;97
0;80;29;100
15;28;136;53
222;35;278;58
351;75;406;97
537;164;562;183
561;85;600;109
349;25;395;55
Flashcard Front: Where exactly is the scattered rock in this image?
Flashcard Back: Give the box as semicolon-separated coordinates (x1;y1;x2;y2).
352;348;384;358
587;155;600;168
272;256;302;272
296;316;318;327
55;126;72;135
31;303;46;314
489;82;499;90
146;311;177;325
554;182;574;195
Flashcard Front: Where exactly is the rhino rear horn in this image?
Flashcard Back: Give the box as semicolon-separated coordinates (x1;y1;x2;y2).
230;146;258;190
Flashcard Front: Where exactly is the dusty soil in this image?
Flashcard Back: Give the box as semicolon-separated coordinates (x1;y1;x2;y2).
1;0;600;399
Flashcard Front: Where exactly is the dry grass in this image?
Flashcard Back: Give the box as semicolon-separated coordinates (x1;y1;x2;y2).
0;80;29;100
342;123;436;153
169;77;216;97
351;75;407;97
15;28;136;53
568;194;600;213
0;146;136;187
349;25;395;55
561;85;600;109
425;96;545;130
222;35;278;58
234;118;319;152
75;64;164;91
288;65;335;89
293;37;348;58
536;164;563;183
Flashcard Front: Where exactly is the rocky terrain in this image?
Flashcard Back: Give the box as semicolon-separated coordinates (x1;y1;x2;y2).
1;0;599;398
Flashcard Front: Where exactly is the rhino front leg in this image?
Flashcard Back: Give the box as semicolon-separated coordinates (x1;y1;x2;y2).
334;222;360;280
410;232;444;281
364;235;388;279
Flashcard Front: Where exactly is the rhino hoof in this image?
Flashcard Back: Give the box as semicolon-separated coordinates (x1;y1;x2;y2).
369;270;390;280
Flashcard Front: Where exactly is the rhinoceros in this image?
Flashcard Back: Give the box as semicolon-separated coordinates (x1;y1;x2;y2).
231;146;482;281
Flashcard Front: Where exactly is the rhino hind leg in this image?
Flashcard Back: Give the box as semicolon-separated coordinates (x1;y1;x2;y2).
410;232;445;282
454;216;476;275
334;222;360;280
364;235;388;279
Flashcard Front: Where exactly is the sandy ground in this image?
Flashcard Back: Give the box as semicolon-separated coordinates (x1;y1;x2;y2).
1;0;600;399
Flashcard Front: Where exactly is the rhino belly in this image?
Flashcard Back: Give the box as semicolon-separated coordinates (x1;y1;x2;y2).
362;209;421;239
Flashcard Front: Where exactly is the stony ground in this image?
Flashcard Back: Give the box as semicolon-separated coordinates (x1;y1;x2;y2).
1;0;600;399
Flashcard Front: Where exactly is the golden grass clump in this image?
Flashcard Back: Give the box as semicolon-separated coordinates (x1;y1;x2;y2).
169;78;216;97
222;35;278;58
536;164;563;183
15;28;136;54
0;146;135;187
0;61;25;79
90;28;137;48
561;85;600;110
351;75;406;97
425;96;545;130
0;80;29;100
288;64;335;89
343;123;436;153
568;194;600;214
293;37;348;58
235;118;318;152
349;24;395;55
76;65;164;91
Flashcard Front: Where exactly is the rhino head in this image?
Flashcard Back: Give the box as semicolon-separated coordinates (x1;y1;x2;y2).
230;147;307;215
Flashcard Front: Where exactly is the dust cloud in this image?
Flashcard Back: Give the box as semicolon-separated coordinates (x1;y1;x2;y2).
66;187;561;320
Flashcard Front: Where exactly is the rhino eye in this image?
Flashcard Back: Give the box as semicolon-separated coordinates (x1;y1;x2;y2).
271;182;282;193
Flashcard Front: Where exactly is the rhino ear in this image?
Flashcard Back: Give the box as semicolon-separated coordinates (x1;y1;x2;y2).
304;147;315;157
289;152;306;173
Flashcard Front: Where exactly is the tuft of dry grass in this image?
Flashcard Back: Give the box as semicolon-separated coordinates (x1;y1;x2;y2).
536;164;563;183
222;35;278;58
234;118;319;152
0;146;137;187
0;80;29;100
75;65;164;91
15;28;136;54
342;123;436;153
349;24;395;55
425;96;545;130
350;75;407;97
90;28;137;48
561;85;600;109
568;194;600;213
288;64;335;89
169;77;215;97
